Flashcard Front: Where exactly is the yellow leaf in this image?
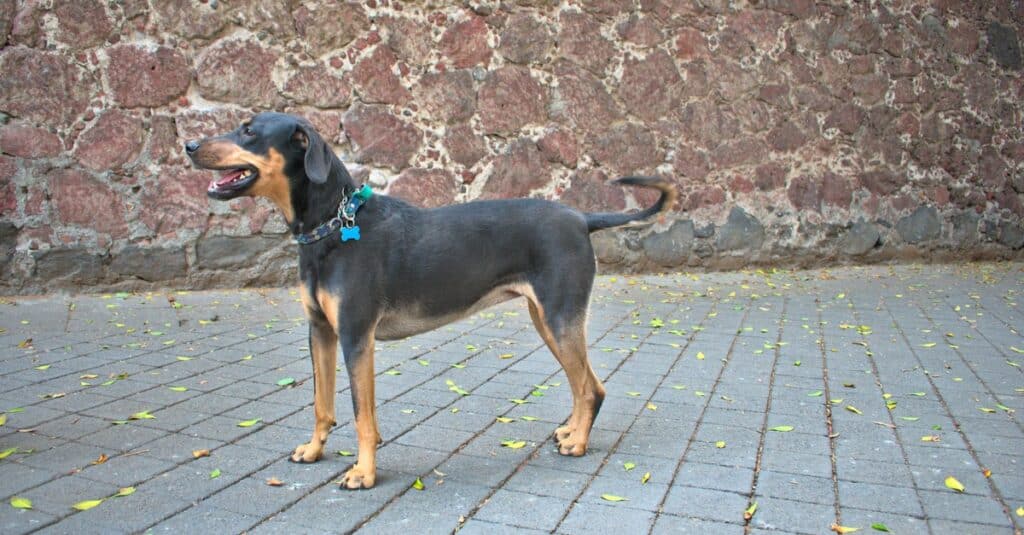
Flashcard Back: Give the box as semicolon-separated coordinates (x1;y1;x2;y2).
921;435;940;442
237;418;261;427
10;496;32;509
129;410;155;420
623;462;636;471
495;417;514;423
830;524;859;534
646;402;657;411
641;472;650;484
114;487;135;497
845;405;863;415
715;441;726;449
920;342;936;348
1016;506;1023;517
770;425;794;432
412;478;425;490
501;440;526;449
945;475;965;492
696;351;705;360
743;501;757;520
601;494;628;502
73;499;104;511
0;447;18;459
0;413;6;426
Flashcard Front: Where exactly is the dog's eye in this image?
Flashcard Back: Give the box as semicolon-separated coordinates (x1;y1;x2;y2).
243;127;254;137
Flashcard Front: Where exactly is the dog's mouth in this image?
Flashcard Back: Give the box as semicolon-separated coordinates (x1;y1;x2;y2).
206;166;259;199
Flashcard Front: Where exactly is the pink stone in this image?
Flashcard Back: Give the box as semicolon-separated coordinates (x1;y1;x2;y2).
50;169;128;237
478;67;547;135
107;44;190;108
0;124;62;159
439;13;491;68
74;110;145;171
388;168;458;208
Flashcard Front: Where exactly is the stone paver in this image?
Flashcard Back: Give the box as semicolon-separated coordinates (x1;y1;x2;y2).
0;263;1022;534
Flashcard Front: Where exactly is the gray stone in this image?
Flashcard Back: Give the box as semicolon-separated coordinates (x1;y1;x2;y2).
592;230;624;264
839;220;879;255
896;205;941;244
0;221;16;273
716;207;764;252
951;210;981;246
33;248;105;284
110;245;188;282
196;234;283;269
997;220;1024;249
642;220;694;266
694;223;714;239
988;22;1021;70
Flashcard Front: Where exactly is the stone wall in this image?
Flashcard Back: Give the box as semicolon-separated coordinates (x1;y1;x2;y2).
0;1;1022;294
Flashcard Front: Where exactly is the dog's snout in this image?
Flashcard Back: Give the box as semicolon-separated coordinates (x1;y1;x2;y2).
184;140;200;154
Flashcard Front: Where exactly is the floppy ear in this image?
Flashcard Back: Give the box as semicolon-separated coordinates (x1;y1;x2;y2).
294;121;333;184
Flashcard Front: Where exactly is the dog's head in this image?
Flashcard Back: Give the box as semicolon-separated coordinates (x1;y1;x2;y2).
185;112;336;219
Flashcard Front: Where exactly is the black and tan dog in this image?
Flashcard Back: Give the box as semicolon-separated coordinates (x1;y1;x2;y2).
185;112;676;489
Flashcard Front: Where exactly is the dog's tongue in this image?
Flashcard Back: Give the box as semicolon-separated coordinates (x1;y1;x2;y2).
216;169;244;186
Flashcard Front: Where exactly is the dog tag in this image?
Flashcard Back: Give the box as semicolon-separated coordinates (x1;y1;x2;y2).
340;226;361;242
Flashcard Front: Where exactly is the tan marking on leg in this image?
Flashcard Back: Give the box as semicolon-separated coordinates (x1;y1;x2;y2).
290;319;337;463
340;334;378;490
520;288;604;456
315;287;341;331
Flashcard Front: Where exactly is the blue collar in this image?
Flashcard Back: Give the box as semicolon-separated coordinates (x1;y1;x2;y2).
293;184;373;245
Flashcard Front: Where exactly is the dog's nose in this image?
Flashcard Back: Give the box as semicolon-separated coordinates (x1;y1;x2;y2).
184;140;200;154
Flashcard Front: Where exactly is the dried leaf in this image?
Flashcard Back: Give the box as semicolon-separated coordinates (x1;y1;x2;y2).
641;472;650;484
501;440;526;449
921;435;941;442
192;449;210;459
770;425;794;432
412;478;425;490
129;410;155;420
266;477;284;487
743;501;757;520
944;475;964;492
982;468;992;478
498;353;514;359
114;487;135;497
601;494;628;502
495;417;514;423
73;499;104;511
10;496;31;509
237;418;261;427
646;402;657;411
830;524;859;534
91;454;108;465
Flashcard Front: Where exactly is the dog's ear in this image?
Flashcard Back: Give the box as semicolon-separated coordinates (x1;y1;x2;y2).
293;122;333;184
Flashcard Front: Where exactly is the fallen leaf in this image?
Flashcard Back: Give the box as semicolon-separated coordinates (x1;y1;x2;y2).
17;338;32;349
495;417;514;423
10;496;31;509
336;450;354;457
871;522;890;532
944;475;964;492
623;462;636;471
168;386;188;392
830;524;859;534
276;377;295;387
808;390;823;397
743;501;757;520
770;425;794;432
845;405;863;415
696;352;706;360
266;477;284;487
601;494;628;502
646;402;657;411
35;365;50;371
114;487;135;497
920;342;936;348
73;499;104;511
1016;505;1023;517
509;398;529;405
520;416;538;422
412;478;425;490
921;435;941;442
237;418;261;427
501;440;526;449
129;410;155;420
498;353;514;359
641;472;650;484
979;407;997;413
210;468;221;479
715;441;726;449
91;454;108;465
384;369;401;376
0;447;18;459
0;414;6;426
192;449;210;459
899;416;919;421
982;468;992;478
626;391;641;397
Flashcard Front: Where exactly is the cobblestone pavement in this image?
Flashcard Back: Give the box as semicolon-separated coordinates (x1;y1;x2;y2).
0;263;1022;535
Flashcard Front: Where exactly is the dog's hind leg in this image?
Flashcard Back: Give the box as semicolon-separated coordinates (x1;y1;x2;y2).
292;288;339;463
525;288;605;457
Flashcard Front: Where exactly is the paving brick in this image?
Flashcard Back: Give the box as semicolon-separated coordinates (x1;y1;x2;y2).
661;485;749;523
149;503;261;534
558;501;658;534
650;514;745;534
474;489;572;531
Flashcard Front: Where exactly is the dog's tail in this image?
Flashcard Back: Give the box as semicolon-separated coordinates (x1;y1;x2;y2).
583;176;678;233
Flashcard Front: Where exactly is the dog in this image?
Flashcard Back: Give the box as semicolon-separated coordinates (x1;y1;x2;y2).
185;112;676;489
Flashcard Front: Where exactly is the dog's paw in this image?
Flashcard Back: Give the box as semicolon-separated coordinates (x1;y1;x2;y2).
554;425;573;442
556;437;588;457
289;442;323;463
339;465;375;490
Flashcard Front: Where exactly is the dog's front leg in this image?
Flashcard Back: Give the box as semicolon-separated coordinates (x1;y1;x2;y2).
290;318;337;463
338;331;379;489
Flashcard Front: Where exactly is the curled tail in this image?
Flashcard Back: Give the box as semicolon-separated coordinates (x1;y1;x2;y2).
584;176;678;233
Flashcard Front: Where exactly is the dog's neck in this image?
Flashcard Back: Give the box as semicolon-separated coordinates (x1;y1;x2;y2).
289;161;356;236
